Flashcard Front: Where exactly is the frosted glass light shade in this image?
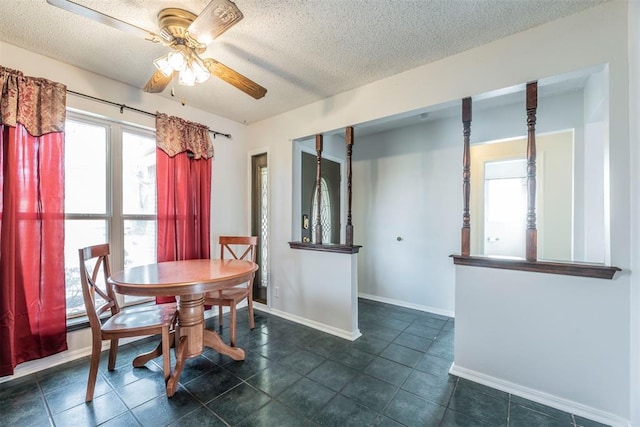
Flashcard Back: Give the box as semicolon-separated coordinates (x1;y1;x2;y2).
192;59;210;83
179;67;196;86
167;51;187;72
153;55;173;77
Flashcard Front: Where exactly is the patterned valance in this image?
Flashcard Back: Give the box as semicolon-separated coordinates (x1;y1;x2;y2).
156;112;214;159
0;66;66;137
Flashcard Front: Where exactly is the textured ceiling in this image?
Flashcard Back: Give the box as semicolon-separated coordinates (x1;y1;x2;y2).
0;0;606;125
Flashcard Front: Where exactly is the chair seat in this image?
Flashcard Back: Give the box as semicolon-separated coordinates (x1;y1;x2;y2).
207;288;249;303
102;303;177;333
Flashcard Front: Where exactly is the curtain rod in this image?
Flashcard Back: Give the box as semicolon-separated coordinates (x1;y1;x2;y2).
66;89;232;139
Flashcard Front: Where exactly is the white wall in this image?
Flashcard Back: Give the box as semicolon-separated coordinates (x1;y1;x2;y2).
1;41;250;379
275;250;359;340
454;267;630;424
246;1;635;425
353;121;459;316
628;1;640;426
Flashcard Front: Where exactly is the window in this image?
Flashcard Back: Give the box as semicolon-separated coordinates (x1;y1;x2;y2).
64;112;156;318
311;177;332;243
260;164;268;287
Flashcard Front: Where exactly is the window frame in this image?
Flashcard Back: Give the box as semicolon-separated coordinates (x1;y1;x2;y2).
65;111;156;320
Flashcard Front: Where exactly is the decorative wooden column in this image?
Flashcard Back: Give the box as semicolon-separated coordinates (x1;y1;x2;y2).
314;134;323;244
526;82;538;261
461;98;472;256
345;126;354;246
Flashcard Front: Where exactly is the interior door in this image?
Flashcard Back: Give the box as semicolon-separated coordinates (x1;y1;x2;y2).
483;159;527;258
251;153;268;304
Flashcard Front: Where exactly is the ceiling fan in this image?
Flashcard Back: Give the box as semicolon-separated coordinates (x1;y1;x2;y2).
46;0;267;99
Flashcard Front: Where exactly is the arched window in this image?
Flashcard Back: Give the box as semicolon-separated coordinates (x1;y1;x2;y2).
312;177;332;243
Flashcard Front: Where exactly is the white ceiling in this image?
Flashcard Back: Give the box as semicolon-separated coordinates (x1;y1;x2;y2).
0;0;606;125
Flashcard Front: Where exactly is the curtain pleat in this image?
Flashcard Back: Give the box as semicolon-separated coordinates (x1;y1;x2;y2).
155;113;212;304
1;120;67;377
1;66;67;377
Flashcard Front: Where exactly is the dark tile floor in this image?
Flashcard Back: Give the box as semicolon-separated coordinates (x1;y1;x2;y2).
1;299;609;427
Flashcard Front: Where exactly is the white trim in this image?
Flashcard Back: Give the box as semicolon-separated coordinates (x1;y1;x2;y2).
358;292;455;318
247;148;271;302
1;309;226;384
254;304;361;341
0;335;144;384
449;363;631;427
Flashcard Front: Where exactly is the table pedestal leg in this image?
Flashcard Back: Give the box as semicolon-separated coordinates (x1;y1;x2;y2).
166;335;188;397
132;332;176;367
162;293;245;396
203;329;245;360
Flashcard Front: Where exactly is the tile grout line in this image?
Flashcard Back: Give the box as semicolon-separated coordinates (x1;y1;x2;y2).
35;375;56;427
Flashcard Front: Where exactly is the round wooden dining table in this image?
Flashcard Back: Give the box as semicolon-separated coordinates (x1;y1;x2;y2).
108;258;258;396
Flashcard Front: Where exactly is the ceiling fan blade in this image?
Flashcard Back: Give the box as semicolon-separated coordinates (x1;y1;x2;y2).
203;59;267;100
187;0;243;46
143;70;175;93
46;0;162;41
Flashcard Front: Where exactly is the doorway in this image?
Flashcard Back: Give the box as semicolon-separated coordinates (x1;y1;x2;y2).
483;159;527;258
251;153;268;304
300;152;341;243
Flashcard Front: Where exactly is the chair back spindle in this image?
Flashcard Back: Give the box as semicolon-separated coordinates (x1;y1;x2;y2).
220;236;258;262
206;235;258;347
78;244;119;329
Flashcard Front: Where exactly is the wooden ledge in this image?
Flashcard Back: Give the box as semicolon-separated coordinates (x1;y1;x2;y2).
289;241;362;254
451;255;620;280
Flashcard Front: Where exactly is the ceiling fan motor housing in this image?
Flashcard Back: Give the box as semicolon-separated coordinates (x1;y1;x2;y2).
158;8;196;44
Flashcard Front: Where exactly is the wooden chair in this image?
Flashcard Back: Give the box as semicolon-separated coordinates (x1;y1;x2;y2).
204;236;258;346
78;243;177;402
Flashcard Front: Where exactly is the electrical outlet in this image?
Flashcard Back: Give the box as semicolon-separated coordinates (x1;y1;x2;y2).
274;286;280;298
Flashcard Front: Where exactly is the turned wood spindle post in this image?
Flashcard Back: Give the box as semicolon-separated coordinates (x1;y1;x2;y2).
345;126;354;246
461;98;472;256
526;82;538;262
314;134;323;244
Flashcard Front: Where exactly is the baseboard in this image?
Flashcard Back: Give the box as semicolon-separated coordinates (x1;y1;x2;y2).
0;339;120;384
2;303;359;383
254;305;362;341
358;292;455;318
449;363;631;427
1;308;228;384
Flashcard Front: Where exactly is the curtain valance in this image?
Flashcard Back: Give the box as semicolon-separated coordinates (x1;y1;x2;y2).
0;66;66;137
156;112;213;159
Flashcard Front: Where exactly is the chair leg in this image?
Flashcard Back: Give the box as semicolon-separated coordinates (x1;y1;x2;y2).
218;305;224;328
108;338;119;371
161;327;171;384
86;339;102;402
248;295;255;330
229;304;237;347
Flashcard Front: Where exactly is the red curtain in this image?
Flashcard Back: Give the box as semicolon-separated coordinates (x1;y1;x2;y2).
0;67;67;376
155;113;212;304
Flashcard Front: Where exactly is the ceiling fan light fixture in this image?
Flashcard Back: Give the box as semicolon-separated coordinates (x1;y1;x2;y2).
167;51;187;72
192;58;211;83
153;55;174;77
179;67;196;86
